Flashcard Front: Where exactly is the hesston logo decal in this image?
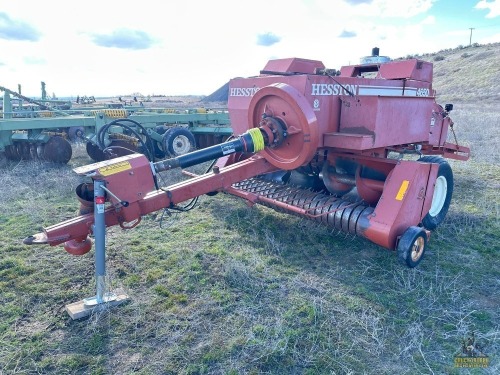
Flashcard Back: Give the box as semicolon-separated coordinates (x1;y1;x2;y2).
229;85;359;97
229;84;425;97
229;87;260;97
311;84;359;96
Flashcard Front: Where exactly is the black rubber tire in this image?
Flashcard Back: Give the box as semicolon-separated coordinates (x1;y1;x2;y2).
162;127;196;157
418;156;454;230
397;226;427;268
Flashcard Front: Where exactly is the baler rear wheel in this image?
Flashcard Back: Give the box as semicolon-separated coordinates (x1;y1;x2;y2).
418;156;453;230
162;127;196;157
397;226;427;268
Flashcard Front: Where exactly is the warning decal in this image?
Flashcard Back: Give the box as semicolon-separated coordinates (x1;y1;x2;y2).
99;161;132;176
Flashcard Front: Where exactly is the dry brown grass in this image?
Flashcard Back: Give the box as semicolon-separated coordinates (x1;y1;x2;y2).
417;42;500;104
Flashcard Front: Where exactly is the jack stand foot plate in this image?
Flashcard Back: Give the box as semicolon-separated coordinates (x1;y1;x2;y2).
65;289;130;320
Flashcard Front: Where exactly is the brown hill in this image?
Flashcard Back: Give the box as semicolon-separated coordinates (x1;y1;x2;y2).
202;82;229;103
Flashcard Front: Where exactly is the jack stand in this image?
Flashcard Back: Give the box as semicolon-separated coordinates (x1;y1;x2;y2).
65;180;130;320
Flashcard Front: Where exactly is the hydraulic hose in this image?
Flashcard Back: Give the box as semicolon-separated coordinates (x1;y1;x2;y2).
96;118;155;162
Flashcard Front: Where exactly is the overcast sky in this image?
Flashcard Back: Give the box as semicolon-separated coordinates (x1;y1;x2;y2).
0;0;498;98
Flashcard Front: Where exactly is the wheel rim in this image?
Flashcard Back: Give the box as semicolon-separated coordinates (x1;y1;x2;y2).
429;175;447;217
172;135;191;155
411;236;425;262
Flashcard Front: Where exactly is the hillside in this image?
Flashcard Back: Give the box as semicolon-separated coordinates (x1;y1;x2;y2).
408;42;500;104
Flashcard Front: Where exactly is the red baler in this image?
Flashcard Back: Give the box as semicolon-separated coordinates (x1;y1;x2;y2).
24;53;470;268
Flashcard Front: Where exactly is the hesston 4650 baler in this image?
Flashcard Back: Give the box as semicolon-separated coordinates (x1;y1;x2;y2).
24;53;469;269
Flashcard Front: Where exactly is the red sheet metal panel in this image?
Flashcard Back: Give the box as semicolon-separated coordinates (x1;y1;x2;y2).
74;153;156;207
379;60;433;82
360;160;433;249
339;59;432;82
322;132;374;149
338;96;433;149
261;57;325;74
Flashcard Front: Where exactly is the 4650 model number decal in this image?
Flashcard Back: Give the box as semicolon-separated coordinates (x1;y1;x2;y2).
416;88;430;96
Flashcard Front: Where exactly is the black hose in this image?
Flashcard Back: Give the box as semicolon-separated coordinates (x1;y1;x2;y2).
96;118;155;162
159;138;233;212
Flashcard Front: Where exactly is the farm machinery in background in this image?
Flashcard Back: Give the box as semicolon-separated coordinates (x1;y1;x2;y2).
0;85;232;163
24;48;471;279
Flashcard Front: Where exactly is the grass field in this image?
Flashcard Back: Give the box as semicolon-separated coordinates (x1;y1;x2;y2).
1;46;499;374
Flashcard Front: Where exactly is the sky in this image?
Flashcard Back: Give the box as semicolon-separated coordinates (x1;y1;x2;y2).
0;0;499;98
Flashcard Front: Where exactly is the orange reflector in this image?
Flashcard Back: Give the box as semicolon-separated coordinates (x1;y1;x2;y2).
396;180;410;201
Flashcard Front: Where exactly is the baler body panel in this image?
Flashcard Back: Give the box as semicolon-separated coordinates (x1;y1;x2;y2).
340;59;433;82
229;58;436;156
360;161;438;249
262;57;325;74
337;95;434;149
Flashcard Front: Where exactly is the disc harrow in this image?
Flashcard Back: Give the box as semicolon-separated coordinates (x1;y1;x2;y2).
3;135;72;163
1;84;232;164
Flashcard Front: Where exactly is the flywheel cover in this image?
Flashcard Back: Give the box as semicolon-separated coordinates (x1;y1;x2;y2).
248;83;319;170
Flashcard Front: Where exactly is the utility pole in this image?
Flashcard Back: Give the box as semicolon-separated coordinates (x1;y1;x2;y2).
469;28;475;46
